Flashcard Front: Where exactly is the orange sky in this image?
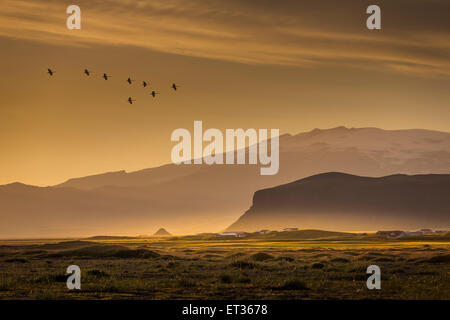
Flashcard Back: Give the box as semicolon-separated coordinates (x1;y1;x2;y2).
0;0;449;186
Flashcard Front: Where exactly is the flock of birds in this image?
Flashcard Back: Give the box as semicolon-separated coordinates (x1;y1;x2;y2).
46;68;180;104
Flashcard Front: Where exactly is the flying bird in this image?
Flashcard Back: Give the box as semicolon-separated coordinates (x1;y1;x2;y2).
171;83;180;91
128;97;136;104
84;69;92;76
127;77;133;85
151;91;159;98
47;68;55;76
103;73;111;80
142;81;148;88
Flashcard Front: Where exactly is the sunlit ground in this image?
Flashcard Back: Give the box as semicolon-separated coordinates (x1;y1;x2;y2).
0;235;449;299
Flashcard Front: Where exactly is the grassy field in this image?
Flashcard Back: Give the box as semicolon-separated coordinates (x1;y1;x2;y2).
0;232;449;300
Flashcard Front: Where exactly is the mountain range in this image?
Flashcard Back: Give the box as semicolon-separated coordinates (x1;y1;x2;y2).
1;126;449;238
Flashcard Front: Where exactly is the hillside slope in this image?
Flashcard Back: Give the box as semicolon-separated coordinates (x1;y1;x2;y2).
227;173;450;232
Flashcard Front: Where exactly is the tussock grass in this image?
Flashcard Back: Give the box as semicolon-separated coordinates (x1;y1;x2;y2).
425;254;450;263
0;238;448;299
275;279;309;290
330;257;350;263
311;262;325;269
87;269;110;278
250;252;274;261
230;260;256;269
4;258;29;263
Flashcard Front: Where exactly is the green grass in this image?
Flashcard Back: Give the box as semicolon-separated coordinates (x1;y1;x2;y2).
0;237;449;299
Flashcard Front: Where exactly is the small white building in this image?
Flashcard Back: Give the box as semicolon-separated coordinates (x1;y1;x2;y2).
255;229;271;234
217;232;248;238
218;232;238;237
283;228;298;232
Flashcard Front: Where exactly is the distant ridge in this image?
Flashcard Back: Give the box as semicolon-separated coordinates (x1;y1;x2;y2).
153;228;171;236
86;235;135;240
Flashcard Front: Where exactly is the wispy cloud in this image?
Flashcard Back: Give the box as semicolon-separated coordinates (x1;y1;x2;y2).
1;0;449;76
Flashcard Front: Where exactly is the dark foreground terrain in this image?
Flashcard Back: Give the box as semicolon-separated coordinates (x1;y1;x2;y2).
0;232;449;299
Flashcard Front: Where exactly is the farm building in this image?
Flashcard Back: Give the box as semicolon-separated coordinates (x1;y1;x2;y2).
376;231;406;239
404;231;424;237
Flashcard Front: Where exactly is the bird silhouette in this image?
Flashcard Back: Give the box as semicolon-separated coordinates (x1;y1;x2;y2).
103;73;111;80
127;77;133;85
142;81;148;88
84;69;92;76
47;68;55;76
128;97;136;104
151;91;159;98
171;83;179;91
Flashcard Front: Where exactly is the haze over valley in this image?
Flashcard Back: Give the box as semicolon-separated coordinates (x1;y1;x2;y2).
1;126;450;238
